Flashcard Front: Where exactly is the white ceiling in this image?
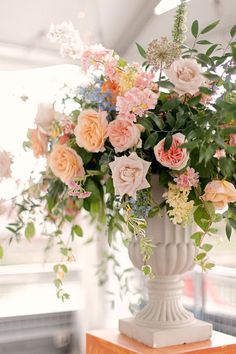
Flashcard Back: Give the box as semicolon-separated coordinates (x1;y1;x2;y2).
0;0;235;70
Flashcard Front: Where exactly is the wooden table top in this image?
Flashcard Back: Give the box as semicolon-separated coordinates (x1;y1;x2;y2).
86;329;236;354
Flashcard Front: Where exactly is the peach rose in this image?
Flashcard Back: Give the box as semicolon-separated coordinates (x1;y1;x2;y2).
74;109;108;152
154;133;189;170
202;180;236;209
28;128;48;158
48;145;85;183
109;152;151;199
165;58;205;96
34;103;55;130
0;150;11;180
107;119;141;153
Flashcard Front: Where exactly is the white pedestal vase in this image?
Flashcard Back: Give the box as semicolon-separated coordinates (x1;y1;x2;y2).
119;184;212;348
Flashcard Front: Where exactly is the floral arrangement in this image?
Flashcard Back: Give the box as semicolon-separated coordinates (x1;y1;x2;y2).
2;1;236;299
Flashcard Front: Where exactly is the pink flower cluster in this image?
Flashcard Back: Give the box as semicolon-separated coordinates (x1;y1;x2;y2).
117;87;158;122
67;180;91;199
174;167;199;190
80;44;114;71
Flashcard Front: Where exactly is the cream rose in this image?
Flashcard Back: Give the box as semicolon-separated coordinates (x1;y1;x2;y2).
109;152;151;199
154;133;189;171
48;144;85;183
107;119;142;153
28;128;48;158
0;150;11;180
202;180;236;209
34;103;55;129
74;109;108;152
165;58;205;96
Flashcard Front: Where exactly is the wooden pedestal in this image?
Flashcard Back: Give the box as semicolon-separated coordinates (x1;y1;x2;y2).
86;329;236;354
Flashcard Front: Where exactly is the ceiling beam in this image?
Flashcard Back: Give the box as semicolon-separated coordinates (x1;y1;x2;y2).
113;0;161;56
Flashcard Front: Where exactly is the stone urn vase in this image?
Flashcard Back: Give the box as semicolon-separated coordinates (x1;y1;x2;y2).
119;181;212;348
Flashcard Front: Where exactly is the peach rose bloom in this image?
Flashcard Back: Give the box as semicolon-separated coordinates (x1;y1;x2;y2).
107;119;141;153
0;150;11;180
48;145;85;183
165;58;205;96
29;128;48;158
154;133;189;171
202;180;236;209
109;152;151;199
34;103;55;130
74;109;108;152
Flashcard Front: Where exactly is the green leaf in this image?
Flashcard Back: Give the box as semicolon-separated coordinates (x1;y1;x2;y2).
206;44;218;56
54;279;62;289
205;262;215;269
85;178;101;203
226;222;232;240
200;20;220;34
188;95;201;106
229;218;236;230
148;113;165;130
190;231;204;247
142;264;152;276
199;86;213;95
71;224;83;238
161;98;180;111
137;117;153;131
106;176;114;194
166;112;175;127
164;134;172;152
194;206;211;232
158;80;174;89
0;245;3;259
230;24;236;38
201;243;213;252
203;72;220;81
191;20;199;38
136;43;146;58
144;132;159;149
197;53;213;66
197;40;212;45
196;252;207;261
25;222;35;240
75;147;93;165
231;43;236;63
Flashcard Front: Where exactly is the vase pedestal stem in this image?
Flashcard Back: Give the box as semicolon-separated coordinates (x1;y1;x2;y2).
119;275;212;348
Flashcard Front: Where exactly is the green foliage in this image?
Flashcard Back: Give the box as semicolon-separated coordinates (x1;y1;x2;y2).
25;222;35;240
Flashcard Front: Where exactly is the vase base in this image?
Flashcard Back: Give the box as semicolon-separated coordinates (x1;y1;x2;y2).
119;318;212;348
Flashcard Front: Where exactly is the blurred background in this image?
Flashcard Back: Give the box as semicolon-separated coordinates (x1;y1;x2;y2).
0;0;236;353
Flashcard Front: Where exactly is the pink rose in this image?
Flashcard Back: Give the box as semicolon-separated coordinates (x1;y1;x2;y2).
109;152;151;199
202;180;236;209
74;109;108;152
107;119;141;153
0;150;11;180
34;103;55;130
154;133;189;171
229;134;236;146
165;58;205;96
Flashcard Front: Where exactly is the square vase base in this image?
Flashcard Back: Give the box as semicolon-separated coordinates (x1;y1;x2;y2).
119;318;213;348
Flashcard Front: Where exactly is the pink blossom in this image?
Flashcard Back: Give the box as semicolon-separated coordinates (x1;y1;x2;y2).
154;133;189;171
135;71;155;90
229;134;236;146
174;167;199;190
80;44;113;71
116;88;158;122
0;150;11;180
104;57;119;81
67;180;91;199
214;149;226;159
